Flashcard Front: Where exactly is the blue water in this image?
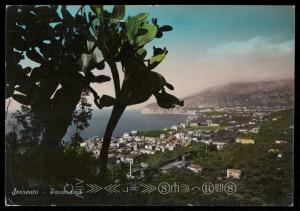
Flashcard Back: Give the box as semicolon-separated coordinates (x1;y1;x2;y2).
63;109;188;141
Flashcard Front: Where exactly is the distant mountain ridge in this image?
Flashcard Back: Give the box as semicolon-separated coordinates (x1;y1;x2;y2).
142;79;294;114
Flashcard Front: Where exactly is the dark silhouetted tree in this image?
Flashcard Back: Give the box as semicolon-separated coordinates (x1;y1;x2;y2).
87;5;184;178
5;5;184;180
5;5;110;151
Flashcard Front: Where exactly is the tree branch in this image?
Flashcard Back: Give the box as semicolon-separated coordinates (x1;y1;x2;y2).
107;59;121;98
96;23;121;98
87;86;100;99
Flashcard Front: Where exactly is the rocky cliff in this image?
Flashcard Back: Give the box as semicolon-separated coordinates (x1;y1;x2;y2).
142;79;294;114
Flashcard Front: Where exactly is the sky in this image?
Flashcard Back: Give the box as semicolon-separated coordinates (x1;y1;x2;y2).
8;5;295;111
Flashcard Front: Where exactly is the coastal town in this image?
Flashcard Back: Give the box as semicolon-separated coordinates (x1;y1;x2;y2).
77;104;291;180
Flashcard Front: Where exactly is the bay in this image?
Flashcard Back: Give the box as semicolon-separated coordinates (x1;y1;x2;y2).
63;109;188;141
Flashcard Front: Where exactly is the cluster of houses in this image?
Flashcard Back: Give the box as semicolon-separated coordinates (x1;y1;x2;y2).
78;105;289;180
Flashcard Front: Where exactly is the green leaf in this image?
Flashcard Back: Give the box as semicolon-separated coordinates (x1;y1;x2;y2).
159;25;173;32
26;49;45;64
126;16;139;41
18;10;38;25
156;31;163;38
14;36;29;51
112;5;125;20
137;48;147;58
100;95;115;106
135;23;158;47
154;92;184;109
33;6;51;17
15;82;34;96
90;5;103;17
149;50;167;70
12;94;30;105
95;61;105;70
91;75;111;83
23;67;31;75
95;95;116;109
11;51;24;62
50;5;58;12
54;23;65;36
30;21;54;41
30;67;41;81
135;13;149;22
61;5;73;25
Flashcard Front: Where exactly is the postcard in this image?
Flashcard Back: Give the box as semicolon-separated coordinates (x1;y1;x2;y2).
5;5;294;206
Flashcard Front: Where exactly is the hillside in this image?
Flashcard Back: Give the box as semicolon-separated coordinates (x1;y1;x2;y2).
142;79;294;114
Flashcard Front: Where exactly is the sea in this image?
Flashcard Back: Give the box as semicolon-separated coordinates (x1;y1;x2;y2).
63;109;188;141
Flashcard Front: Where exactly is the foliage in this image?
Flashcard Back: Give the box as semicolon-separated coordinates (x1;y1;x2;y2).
86;5;184;175
136;129;170;138
10;105;43;153
5;5;111;148
88;5;183;109
72;91;93;136
142;109;293;205
110;163;129;183
6;132;97;190
140;142;217;168
5;4;184;184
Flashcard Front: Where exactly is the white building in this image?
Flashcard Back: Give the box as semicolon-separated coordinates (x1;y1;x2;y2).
133;144;138;151
209;123;220;127
200;139;212;145
238;129;248;133
187;131;193;135
167;146;174;151
275;140;288;144
123;133;130;139
175;133;181;139
187;164;203;174
179;123;186;129
140;149;155;155
226;169;241;179
131;130;138;135
212;141;227;150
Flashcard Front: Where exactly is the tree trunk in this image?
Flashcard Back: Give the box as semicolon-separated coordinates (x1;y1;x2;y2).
99;103;126;181
39;89;82;151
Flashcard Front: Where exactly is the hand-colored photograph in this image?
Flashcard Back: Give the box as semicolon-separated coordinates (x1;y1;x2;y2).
5;5;294;206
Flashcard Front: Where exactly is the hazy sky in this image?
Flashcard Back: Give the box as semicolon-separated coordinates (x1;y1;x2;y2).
9;5;295;111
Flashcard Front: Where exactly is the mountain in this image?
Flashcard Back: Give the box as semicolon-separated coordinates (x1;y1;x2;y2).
142;79;294;114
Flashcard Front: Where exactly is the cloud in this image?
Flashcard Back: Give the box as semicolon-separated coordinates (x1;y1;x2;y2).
206;36;294;56
7;35;295;112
